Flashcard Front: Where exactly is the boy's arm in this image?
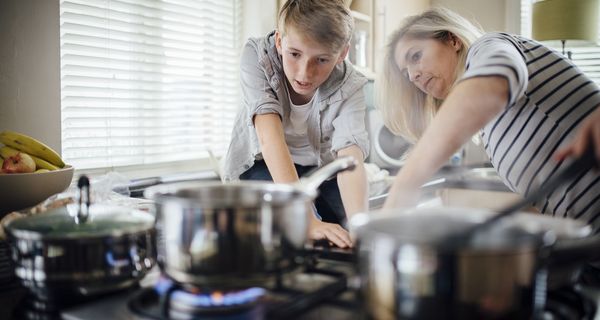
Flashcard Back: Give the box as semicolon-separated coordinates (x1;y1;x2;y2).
254;113;353;248
254;113;299;183
337;145;368;220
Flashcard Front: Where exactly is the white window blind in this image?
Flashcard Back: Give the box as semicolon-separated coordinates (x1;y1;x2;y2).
60;0;242;170
521;0;600;84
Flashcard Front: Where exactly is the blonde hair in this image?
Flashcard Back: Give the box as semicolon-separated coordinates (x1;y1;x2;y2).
376;7;483;143
278;0;354;53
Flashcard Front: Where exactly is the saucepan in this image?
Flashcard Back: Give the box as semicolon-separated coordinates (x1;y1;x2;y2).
350;150;600;320
144;156;357;289
4;176;157;306
351;208;600;320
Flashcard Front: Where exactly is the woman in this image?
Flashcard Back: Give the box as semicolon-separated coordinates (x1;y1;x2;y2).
223;0;370;248
379;7;600;234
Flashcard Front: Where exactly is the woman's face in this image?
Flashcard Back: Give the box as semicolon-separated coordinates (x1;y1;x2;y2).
394;35;461;99
276;27;347;104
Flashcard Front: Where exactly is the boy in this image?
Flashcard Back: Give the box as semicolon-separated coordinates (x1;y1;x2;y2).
223;0;369;247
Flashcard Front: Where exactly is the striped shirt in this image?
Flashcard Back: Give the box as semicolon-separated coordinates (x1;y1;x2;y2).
462;32;600;232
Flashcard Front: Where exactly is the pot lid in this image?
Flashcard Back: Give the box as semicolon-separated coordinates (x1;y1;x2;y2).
5;204;154;240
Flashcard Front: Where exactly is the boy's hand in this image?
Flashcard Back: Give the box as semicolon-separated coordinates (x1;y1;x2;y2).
308;218;353;248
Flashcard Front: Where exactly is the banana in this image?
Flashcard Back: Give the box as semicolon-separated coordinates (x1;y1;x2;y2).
35;169;50;173
0;146;60;171
0;131;65;168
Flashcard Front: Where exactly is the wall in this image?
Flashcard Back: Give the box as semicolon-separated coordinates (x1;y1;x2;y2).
242;0;278;41
0;0;61;152
432;0;520;33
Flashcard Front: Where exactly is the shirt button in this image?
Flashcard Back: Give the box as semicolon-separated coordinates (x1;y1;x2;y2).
324;136;330;141
243;165;250;169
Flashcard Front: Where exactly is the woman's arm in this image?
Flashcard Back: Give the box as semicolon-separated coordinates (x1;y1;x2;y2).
384;76;509;209
337;145;368;219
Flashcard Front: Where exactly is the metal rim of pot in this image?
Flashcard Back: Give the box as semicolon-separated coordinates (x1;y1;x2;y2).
146;180;312;208
6;204;156;240
351;207;592;249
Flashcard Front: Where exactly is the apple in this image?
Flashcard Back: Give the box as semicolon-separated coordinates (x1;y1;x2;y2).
1;152;36;173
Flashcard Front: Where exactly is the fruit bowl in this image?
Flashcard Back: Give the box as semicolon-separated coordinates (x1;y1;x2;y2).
0;165;74;216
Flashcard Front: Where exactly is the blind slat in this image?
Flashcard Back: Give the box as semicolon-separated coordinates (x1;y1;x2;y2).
61;0;242;170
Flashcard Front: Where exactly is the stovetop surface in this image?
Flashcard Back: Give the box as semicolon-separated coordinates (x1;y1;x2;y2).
60;257;363;320
2;244;600;320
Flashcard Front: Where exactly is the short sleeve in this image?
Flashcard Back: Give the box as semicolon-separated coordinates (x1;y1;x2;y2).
239;41;283;126
461;33;529;108
331;87;370;159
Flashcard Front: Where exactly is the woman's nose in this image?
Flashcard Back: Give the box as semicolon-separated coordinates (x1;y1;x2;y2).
408;67;420;83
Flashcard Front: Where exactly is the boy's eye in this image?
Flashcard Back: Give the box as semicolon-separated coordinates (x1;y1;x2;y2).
290;52;300;58
317;58;329;64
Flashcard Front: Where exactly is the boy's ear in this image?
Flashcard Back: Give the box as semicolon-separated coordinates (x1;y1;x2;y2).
275;30;283;55
337;44;350;64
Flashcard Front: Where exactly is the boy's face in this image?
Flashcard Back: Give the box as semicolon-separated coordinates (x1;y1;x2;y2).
276;27;348;103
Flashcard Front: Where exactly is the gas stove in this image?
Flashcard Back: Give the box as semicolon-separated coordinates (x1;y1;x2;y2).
23;246;364;320
3;245;600;320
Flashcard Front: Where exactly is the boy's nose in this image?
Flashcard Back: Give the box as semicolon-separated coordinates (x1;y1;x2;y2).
298;60;314;79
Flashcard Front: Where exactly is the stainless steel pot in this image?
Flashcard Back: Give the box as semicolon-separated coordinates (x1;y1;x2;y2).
350;207;600;320
5;177;156;305
144;156;357;289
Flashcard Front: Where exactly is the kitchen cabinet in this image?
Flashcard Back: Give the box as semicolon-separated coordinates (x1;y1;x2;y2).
372;0;430;74
347;0;375;79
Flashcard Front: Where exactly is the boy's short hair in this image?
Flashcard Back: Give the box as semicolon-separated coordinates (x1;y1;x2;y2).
278;0;354;52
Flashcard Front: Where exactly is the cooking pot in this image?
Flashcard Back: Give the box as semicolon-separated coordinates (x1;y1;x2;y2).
4;176;156;305
350;207;600;320
144;156;357;289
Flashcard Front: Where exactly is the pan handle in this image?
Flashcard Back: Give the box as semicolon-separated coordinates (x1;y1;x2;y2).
547;233;600;268
296;156;358;197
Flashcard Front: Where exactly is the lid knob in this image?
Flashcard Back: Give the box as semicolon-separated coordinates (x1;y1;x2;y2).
77;175;91;224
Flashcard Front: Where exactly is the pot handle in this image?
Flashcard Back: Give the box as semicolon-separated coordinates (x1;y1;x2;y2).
547;233;600;268
297;156;358;196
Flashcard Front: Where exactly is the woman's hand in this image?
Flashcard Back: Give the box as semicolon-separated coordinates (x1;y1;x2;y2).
308;218;353;248
555;106;600;163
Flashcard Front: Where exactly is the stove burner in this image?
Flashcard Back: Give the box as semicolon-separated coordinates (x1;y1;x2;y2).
128;265;349;320
155;277;267;316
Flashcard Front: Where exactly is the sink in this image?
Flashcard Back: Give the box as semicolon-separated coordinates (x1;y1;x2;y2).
368;165;525;211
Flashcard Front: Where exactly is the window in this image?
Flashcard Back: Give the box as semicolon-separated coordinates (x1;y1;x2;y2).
521;0;600;84
60;0;242;171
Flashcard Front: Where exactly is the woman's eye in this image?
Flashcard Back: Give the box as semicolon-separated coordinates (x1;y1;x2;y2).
411;51;421;62
289;52;300;58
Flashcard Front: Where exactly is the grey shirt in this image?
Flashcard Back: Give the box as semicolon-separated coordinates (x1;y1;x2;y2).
223;31;369;181
462;32;600;232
